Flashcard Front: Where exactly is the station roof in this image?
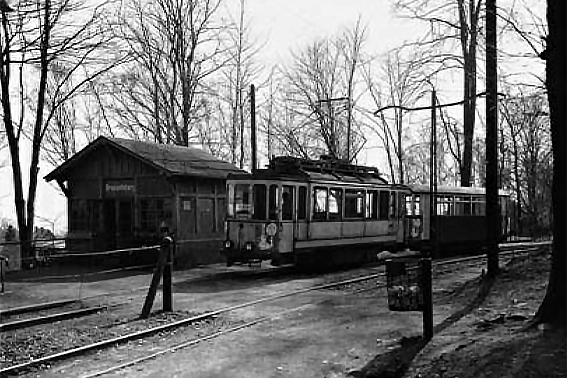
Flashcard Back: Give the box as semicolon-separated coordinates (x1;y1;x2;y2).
45;136;244;182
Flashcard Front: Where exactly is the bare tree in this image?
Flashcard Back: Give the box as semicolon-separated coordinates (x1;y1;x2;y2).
0;0;123;264
281;20;367;162
394;0;483;186
107;0;227;147
533;0;565;328
41;68;109;167
204;0;264;168
362;47;426;184
500;89;552;238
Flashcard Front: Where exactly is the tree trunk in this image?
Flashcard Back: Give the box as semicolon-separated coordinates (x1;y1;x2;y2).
461;53;476;187
533;0;566;327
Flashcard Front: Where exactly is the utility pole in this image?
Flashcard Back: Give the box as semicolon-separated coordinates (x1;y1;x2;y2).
429;89;437;259
250;84;257;173
485;0;500;276
347;98;352;162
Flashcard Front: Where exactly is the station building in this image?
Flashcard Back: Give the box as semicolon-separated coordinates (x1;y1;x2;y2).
44;136;244;267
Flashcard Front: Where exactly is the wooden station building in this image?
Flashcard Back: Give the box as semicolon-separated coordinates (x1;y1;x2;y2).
44;136;244;267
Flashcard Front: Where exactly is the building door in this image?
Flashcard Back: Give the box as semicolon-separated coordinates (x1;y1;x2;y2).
103;200;117;251
117;200;134;248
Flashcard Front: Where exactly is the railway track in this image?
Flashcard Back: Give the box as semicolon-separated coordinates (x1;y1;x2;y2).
0;305;106;332
78;243;547;378
0;241;549;377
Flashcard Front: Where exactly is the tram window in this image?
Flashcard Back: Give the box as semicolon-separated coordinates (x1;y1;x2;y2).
472;197;484;216
345;190;364;218
227;184;235;217
437;195;452;216
378;191;389;220
405;195;413;215
398;193;405;217
233;184;252;218
253;184;267;220
389;192;396;217
414;195;421;215
499;197;508;215
454;196;471;215
313;187;327;220
268;184;279;220
365;191;378;219
298;187;307;220
282;186;294;221
329;188;343;220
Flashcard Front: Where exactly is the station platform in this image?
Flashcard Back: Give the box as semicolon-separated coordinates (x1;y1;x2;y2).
0;261;294;311
0;248;425;312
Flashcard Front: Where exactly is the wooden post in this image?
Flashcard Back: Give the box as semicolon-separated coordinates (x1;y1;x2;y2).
140;245;167;319
162;237;173;312
420;258;434;340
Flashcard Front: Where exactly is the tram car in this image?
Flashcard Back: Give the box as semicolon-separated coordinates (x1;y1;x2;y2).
221;156;512;267
404;185;512;256
222;156;411;267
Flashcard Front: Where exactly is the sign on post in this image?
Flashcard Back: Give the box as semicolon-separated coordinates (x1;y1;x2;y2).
386;257;433;340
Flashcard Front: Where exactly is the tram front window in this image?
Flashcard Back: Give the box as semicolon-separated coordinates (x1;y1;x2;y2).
232;184;252;218
253;184;267;220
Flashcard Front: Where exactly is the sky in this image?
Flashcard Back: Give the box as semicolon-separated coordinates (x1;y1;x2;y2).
0;0;546;232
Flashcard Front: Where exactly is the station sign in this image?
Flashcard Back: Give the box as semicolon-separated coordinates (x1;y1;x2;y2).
105;180;135;197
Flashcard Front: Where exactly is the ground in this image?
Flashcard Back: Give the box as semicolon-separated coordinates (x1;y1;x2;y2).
5;251;564;378
359;252;566;378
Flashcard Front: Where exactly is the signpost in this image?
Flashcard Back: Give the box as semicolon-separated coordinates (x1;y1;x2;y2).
386;257;434;340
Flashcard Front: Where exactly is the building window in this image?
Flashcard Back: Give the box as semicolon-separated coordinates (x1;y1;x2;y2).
216;198;225;232
70;199;100;232
140;198;172;232
345;189;364;218
70;200;88;231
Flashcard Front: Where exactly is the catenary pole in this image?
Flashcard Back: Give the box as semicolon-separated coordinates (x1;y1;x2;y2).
485;0;500;275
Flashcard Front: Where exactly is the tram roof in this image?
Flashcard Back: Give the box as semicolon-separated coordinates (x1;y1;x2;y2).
407;184;510;197
227;156;389;185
